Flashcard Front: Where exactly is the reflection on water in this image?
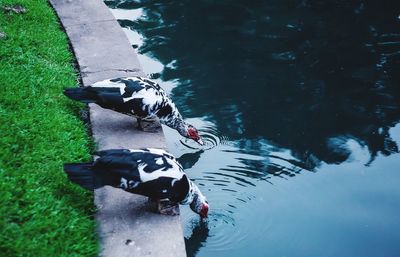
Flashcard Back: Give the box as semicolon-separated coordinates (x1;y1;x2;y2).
105;1;400;256
184;219;209;257
106;0;400;168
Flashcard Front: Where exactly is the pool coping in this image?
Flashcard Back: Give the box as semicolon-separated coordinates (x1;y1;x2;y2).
49;0;187;256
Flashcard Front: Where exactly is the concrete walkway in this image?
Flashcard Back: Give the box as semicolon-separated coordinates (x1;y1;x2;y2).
49;0;186;256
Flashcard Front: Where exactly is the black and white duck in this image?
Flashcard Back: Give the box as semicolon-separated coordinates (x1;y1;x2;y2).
64;148;209;218
64;77;203;145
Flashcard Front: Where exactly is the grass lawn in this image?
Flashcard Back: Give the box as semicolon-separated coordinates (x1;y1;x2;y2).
0;0;98;256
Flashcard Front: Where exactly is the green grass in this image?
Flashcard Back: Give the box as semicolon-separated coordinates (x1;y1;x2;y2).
0;0;98;256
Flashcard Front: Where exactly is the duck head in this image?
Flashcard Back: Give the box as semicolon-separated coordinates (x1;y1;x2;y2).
187;125;204;145
177;122;204;145
189;184;209;218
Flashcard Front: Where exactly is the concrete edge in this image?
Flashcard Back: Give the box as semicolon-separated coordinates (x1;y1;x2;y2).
49;0;187;256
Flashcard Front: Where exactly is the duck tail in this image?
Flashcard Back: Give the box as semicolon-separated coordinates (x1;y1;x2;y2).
64;162;97;190
63;87;96;103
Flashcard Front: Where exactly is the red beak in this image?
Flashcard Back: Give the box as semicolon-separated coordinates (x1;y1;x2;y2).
197;138;204;146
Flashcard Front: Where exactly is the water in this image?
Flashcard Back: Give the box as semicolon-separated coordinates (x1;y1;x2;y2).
105;1;400;256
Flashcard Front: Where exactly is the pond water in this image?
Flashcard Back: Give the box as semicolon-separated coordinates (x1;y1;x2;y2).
105;1;400;256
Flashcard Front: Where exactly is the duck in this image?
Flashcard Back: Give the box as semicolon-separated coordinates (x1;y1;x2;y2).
64;77;203;145
64;148;209;218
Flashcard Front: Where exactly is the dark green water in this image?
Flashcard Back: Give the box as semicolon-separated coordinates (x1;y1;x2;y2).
106;1;400;256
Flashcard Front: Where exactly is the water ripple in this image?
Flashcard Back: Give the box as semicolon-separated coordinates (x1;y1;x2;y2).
180;126;231;150
184;208;245;253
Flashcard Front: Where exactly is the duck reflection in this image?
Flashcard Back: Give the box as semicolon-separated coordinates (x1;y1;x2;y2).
184;220;209;257
177;150;204;170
